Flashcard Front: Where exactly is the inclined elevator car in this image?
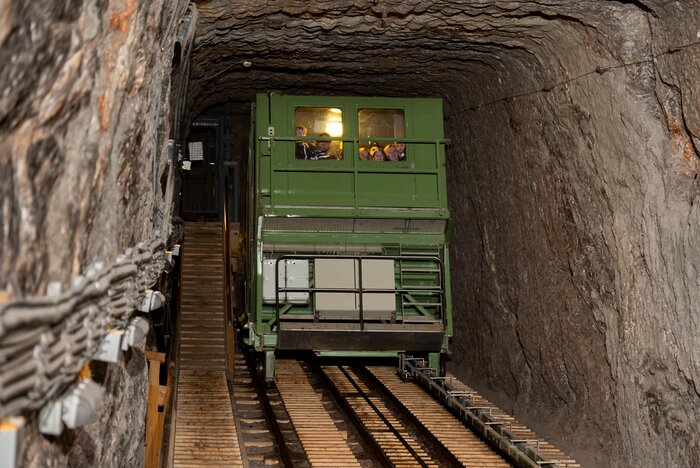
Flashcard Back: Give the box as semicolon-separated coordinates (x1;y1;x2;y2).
243;93;453;382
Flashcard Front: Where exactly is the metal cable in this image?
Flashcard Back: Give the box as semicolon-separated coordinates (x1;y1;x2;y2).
0;238;168;418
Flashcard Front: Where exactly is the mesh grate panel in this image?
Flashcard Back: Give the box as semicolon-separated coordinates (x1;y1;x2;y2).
408;219;446;234
355;218;406;233
263;217;446;234
188;141;203;161
264;217;354;232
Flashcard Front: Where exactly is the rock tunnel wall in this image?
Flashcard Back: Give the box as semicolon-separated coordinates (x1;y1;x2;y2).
1;1;189;465
444;4;700;467
0;0;189;295
184;2;699;467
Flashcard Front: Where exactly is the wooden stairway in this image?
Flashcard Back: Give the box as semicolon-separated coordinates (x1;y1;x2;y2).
173;222;243;467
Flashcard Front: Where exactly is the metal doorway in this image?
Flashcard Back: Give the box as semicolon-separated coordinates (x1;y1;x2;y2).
181;116;240;223
181;117;222;220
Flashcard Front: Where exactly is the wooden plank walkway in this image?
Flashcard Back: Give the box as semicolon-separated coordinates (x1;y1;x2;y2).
173;223;243;467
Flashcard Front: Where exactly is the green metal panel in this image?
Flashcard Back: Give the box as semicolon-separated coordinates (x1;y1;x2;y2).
356;173;439;208
262;232;446;246
277;171;355;205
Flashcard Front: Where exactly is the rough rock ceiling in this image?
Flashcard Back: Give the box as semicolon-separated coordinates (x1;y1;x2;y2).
188;1;604;110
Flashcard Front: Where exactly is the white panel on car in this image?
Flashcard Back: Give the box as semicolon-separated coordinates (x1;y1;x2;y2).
263;259;286;303
361;259;395;317
285;259;309;304
263;259;309;304
315;258;358;315
314;258;396;319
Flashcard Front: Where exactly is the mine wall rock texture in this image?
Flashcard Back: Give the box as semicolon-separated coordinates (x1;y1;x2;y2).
1;1;188;465
440;4;700;468
0;0;188;296
184;2;700;467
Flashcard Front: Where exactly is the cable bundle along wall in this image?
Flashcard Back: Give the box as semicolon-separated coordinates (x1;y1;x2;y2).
0;239;168;418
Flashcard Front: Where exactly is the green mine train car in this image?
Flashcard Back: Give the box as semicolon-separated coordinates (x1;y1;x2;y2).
244;93;453;382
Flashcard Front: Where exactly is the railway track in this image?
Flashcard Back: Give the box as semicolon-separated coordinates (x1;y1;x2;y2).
268;360;515;467
173;233;576;468
230;351;311;467
260;359;578;468
431;372;579;467
366;367;511;467
170;344;577;467
322;365;441;467
275;360;364;467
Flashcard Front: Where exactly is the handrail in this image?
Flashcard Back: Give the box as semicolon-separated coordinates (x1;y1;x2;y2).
273;254;445;331
259;136;450;144
222;175;234;377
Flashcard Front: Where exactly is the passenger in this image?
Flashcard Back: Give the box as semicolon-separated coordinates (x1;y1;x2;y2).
384;144;400;162
310;132;333;159
295;125;310;160
369;146;385;161
395;142;407;160
358;147;370;161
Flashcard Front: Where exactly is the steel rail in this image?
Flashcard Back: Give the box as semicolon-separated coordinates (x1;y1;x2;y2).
222;174;236;380
399;356;562;468
334;365;429;467
245;351;296;467
355;365;466;467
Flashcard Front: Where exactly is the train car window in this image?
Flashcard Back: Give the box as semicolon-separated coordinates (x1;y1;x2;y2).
358;109;406;162
294;107;343;160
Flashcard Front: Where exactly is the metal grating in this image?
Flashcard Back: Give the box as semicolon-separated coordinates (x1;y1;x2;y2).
181;132;217;215
192;120;219;127
262;217;446;235
408;219;446;234
355;218;406;233
264;217;354;233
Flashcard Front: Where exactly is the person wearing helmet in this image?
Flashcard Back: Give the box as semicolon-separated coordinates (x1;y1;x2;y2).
369;145;385;161
358;147;370;160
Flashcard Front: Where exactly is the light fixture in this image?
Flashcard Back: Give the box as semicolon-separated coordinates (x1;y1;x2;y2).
325;121;343;137
325;111;343;137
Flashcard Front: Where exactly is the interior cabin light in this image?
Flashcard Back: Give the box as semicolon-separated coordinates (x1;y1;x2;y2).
325;121;343;137
325;111;343;137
